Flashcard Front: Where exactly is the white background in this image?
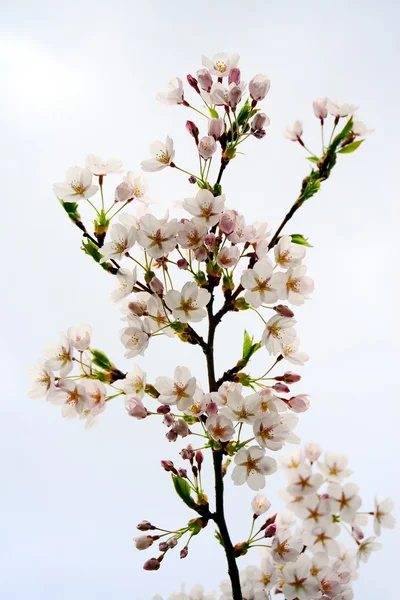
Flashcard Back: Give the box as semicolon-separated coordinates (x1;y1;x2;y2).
1;0;399;598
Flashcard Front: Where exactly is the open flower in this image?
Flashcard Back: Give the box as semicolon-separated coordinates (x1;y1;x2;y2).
222;389;261;423
110;267;137;303
136;214;178;258
67;324;92;351
156;77;184;105
123;364;147;399
216;246;240;268
141;136;175;172
81;380;106;416
183;189;225;227
120;172;151;204
327;100;359;118
302;523;341;555
251;494;271;516
282;555;319;600
262;314;297;355
155;366;197;408
120;317;151;358
241;259;280;307
85;154;123;175
271;528;303;564
101;223;136;262
284;121;303;142
318;453;353;483
48;379;88;419
28;360;54;399
274;235;305;269
328;482;362;523
282;338;309;365
45;333;73;376
278;265;314;305
53;166;98;201
166;282;210;323
357;536;382;563
206;414;235;442
249;74;270;101
201;52;240;77
253;413;292;451
287;463;324;497
373;498;396;535
177;219;208;250
232;446;277;491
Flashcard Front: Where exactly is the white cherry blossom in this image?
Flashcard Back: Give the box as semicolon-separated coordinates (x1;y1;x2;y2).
206;414;235;442
216;246;240;268
120;316;151;358
122;172;152;204
302;523;341;555
45;333;74;376
282;338;309;365
123;364;147;399
156;77;184;105
53;166;98;201
222;389;261;423
284;120;303;141
155;366;196;409
318;453;353;483
327;100;359;118
240;259;280;307
183;189;225;227
101;223;136;262
271;528;303;564
136;214;178;258
67;324;92;351
328;482;362;523
356;536;382;563
297;494;332;530
85;154;123;176
232;446;277;491
147;295;174;337
166;282;210;323
251;494;271;516
111;267;137;303
282;555;319;600
373;497;396;535
48;379;88;419
253;413;292;451
262;314;297;355
274;235;306;269
28;360;54;399
177;219;208;250
81;379;106;416
141;136;175;172
201;52;240;77
278;265;314;305
287;463;324;497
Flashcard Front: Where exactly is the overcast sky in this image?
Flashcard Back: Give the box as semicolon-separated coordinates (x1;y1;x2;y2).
1;0;399;598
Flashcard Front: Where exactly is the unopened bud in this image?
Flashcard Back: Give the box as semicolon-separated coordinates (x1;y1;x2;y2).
137;520;154;531
219;209;237;235
143;557;160;571
195;450;204;468
186;120;199;143
187;74;200;94
161;460;177;474
273;382;290;393
274;304;295;318
253;129;266;139
287;394;311;413
194;245;208;262
166;536;178;549
264;523;277;538
188;175;197;184
180;546;189;559
204;233;216;248
198;135;217;160
115;181;134;203
228;68;241;85
178;467;188;478
163;413;175;427
249;74;270;101
128;301;146;317
180;445;194;461
177;258;189;270
276;371;301;384
166;429;178;442
158;541;168;552
135;535;154;550
206;400;218;415
208;117;225;140
228;84;242;110
251;112;269;132
174;418;189;437
261;513;277;529
304;442;322;463
157;404;171;415
352;526;364;541
149;276;164;295
196;68;213;92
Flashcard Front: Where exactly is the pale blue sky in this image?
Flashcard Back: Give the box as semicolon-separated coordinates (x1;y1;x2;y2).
1;0;399;598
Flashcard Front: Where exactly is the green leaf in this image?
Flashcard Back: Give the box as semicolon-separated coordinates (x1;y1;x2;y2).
209;106;219;119
58;198;81;223
172;475;196;509
307;156;320;164
290;234;313;248
236;99;251;127
242;330;253;359
338;139;364;154
89;349;113;371
331;117;354;150
214;529;224;547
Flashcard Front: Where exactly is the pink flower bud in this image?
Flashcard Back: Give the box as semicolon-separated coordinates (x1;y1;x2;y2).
264;524;277;538
161;460;177;474
253;129;266;139
166;536;178;549
180;445;194;461
143;557;160;571
186;74;200;94
251;112;269;131
128;301;146;317
149;276;164;295
125;397;147;419
196;450;204;468
274;304;295;318
206;400;218;415
135;535;154;550
166;429;178;442
273;382;290;393
208;117;225;140
262;513;277;529
228;68;241;85
313;97;328;121
228;84;242;110
196;68;213;92
194;245;208;262
163;413;175;427
186;120;199;142
174;418;189;437
137;520;154;531
287;394;311;413
276;371;301;384
188;175;197;184
304;442;321;463
158;541;168;552
219;209;237;235
177;258;189;270
157;404;171;415
249;74;270;101
178;468;188;478
352;526;364;541
115;181;134;203
180;546;189;559
204;233;216;248
198;135;217;160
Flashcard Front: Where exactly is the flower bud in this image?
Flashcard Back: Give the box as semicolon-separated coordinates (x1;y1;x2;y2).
186;120;199;143
178;467;188;478
186;74;200;94
219;209;237;235
158;541;168;552
167;536;178;549
166;429;178;442
157;404;171;415
313;97;328;121
180;445;194;461
273;382;290;393
115;181;134;203
163;413;175;427
228;84;242;110
228;68;241;85
135;535;154;550
206;400;218;415
287;394;311;413
352;526;364;541
196;450;204;468
177;258;189;270
276;371;301;384
251;112;270;131
196;68;213;92
188;175;197;184
208;117;224;140
143;557;161;571
128;301;146;317
180;546;189;559
253;129;266;139
251;494;271;517
264;523;277;538
149;276;164;295
161;459;177;474
195;245;208;262
304;442;321;463
261;513;277;529
125;397;147;419
274;304;295;318
137;520;154;531
198;135;217;160
174;418;189;437
204;233;216;248
249;74;270;101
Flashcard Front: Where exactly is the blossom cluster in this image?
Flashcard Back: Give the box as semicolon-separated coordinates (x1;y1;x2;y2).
30;50;389;600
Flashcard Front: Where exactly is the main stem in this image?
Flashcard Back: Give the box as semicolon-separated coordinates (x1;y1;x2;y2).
206;296;242;600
